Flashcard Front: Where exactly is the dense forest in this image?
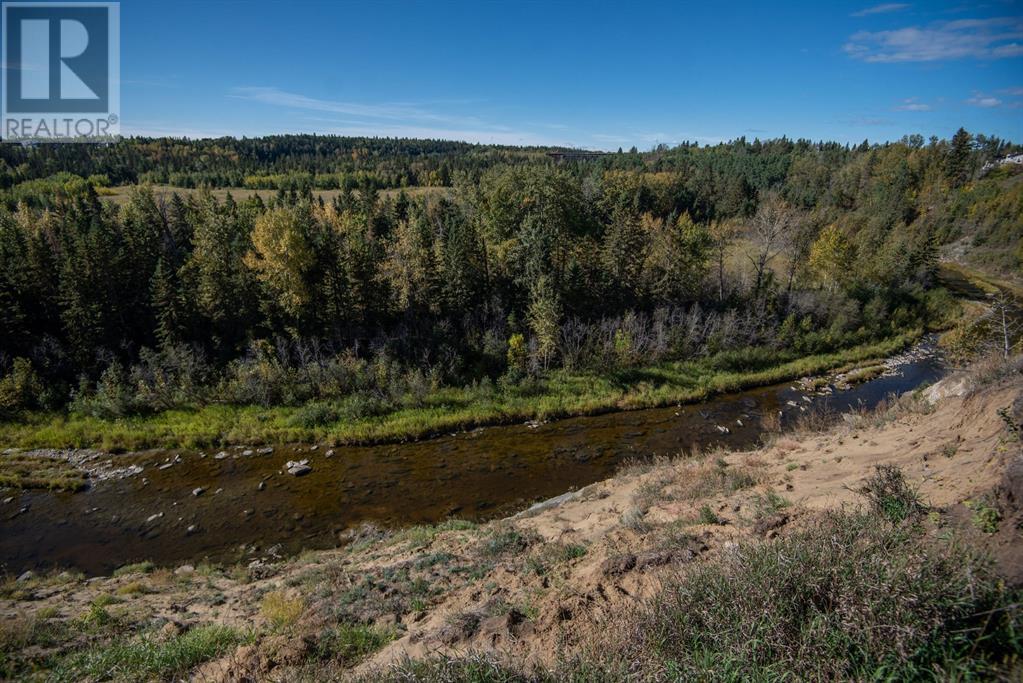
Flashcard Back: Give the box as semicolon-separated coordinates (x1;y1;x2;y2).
0;129;1020;425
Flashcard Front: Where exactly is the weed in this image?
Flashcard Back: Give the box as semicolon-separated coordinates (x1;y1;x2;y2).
116;580;149;596
620;507;651;533
697;505;722;525
0;453;87;491
633;509;1021;680
966;498;1002;534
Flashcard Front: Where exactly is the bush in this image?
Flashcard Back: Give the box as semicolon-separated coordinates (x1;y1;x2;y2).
287;401;339;428
858;464;926;522
70;362;141;419
0;358;44;418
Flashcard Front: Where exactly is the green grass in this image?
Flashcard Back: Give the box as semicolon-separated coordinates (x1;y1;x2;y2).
315;623;394;665
0;333;919;451
112;561;155;577
49;624;249;682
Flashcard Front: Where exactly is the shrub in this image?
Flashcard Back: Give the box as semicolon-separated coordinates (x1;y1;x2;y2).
858;464;925;522
966;498;1002;534
0;358;45;418
287;401;338;428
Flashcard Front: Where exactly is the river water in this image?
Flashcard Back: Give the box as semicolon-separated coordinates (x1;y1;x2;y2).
0;341;945;576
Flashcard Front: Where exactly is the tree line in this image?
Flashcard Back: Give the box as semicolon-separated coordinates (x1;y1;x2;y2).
0;128;1019;418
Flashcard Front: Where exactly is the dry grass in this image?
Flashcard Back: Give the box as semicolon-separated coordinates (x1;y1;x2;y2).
672;457;762;500
260;590;305;630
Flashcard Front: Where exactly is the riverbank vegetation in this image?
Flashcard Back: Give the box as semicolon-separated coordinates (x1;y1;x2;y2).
0;129;1018;448
0;333;915;450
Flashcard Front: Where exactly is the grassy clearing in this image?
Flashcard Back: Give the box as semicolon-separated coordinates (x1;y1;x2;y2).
0;453;87;491
0;334;918;451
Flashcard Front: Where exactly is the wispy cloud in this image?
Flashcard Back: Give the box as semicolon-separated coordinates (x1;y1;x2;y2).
224;86;569;145
965;93;1003;107
844;17;1023;62
998;86;1023;96
894;97;932;111
850;116;894;126
229;86;490;128
851;3;910;18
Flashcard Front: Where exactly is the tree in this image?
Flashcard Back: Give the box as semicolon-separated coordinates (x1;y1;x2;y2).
746;194;797;296
708;219;740;303
646;212;710;304
151;257;187;348
807;224;852;292
244;205;315;320
437;201;488;316
946;127;973;188
182;193;257;357
527;275;561;371
600;207;647;307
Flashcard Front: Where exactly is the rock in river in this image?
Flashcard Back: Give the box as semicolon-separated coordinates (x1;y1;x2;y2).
286;459;311;476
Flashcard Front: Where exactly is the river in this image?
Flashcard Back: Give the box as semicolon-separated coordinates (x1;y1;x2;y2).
0;341;945;576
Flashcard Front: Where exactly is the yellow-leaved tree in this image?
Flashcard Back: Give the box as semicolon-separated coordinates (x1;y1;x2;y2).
244;206;315;318
808;224;853;292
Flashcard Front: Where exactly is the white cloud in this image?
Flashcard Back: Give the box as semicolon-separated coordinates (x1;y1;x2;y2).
999;86;1023;96
894;97;933;111
844;17;1023;62
851;3;910;18
965;94;1003;107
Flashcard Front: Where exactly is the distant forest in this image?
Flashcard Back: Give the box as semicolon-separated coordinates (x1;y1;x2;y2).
0;129;1020;418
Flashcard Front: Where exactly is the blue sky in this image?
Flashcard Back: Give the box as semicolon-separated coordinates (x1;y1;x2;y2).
118;0;1023;147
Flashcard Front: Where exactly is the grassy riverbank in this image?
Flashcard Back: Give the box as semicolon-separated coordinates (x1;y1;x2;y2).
0;333;918;451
